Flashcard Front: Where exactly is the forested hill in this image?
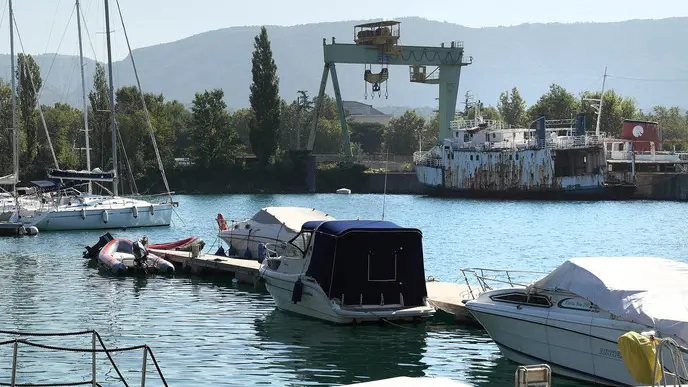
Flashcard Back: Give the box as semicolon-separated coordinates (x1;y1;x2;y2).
0;16;687;110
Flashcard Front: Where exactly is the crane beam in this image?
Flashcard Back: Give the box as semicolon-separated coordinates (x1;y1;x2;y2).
308;36;471;156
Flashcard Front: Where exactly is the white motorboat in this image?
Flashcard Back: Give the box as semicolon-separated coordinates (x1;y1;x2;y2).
217;207;334;259
259;219;435;324
464;256;688;386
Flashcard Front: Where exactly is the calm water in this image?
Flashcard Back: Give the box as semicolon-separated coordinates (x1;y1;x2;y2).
1;194;687;386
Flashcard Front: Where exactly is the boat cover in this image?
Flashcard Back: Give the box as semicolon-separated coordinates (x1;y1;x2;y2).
304;220;427;307
250;207;334;233
47;168;115;182
531;257;688;343
0;174;18;185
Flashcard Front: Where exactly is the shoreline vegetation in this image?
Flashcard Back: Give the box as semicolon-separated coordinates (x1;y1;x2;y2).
2;28;688;196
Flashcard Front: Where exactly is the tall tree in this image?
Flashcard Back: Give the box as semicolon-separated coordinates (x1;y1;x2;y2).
385;110;426;155
498;87;527;127
88;63;111;170
248;26;281;164
16;53;41;165
526;84;580;124
188;89;243;168
0;79;12;173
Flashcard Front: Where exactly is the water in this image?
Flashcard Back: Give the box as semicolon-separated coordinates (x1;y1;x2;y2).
1;194;687;386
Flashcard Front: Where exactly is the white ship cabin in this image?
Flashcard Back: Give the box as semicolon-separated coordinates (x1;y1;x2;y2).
445;118;593;151
605;139;688;173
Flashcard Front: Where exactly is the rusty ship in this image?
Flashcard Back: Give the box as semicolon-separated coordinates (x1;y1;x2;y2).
413;113;636;199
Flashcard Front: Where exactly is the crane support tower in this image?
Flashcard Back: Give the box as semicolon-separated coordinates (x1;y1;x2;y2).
307;20;472;157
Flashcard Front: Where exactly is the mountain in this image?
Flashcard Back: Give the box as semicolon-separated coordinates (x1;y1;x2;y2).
1;17;687;110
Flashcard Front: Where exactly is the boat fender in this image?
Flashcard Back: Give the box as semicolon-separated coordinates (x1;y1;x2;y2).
26;226;39;236
149;205;155;216
80;208;86;220
258;243;266;263
132;206;139;218
292;278;304;304
216;213;227;231
102;210;109;224
618;331;661;385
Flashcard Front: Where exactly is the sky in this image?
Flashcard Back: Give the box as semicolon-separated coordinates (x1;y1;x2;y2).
0;0;687;61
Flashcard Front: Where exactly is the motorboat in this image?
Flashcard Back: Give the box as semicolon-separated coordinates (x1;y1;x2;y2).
464;256;688;386
259;219;435;324
83;233;175;275
217;207;334;260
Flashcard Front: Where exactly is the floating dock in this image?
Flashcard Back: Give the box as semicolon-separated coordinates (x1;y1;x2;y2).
425;281;479;324
152;248;479;323
149;248;261;286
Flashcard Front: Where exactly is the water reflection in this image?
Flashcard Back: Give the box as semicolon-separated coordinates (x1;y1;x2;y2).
254;309;429;385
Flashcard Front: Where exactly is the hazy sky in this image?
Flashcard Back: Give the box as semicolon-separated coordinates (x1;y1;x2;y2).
1;0;687;60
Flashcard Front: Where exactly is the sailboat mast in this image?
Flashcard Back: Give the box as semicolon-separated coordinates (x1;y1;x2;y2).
9;0;18;204
76;0;92;193
104;0;118;196
595;66;607;136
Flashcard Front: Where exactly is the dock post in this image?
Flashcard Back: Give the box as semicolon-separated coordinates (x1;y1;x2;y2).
11;341;18;387
141;346;147;387
92;331;97;387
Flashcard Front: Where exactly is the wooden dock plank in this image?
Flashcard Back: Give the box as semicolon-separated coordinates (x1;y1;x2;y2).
149;248;262;285
426;281;481;324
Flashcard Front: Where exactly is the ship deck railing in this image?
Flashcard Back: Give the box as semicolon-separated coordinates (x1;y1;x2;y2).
460;267;549;299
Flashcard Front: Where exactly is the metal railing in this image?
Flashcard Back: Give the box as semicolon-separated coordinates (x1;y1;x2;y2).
460;267;549;299
0;329;167;387
412;151;442;167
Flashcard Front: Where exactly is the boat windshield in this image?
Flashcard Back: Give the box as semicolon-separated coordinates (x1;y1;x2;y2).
289;231;313;256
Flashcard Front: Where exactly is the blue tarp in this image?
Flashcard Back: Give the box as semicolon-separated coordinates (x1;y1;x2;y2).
302;220;418;236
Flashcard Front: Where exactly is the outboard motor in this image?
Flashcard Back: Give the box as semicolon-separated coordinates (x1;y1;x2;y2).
132;239;149;269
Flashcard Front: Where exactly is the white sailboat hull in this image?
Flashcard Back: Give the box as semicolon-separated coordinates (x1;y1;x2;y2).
261;264;435;324
29;203;172;231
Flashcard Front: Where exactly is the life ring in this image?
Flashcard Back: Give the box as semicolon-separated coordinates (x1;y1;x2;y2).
216;213;228;231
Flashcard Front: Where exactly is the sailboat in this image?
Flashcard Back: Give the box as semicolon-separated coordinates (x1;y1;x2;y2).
22;0;175;231
0;0;38;236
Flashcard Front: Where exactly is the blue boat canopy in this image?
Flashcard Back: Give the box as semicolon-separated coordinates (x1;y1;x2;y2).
47;168;115;182
301;220;420;236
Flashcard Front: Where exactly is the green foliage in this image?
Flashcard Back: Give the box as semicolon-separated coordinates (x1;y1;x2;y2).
188;89;243;169
460;104;502;121
88;63;111;170
526;84;580;124
385;110;425;155
349;121;384;154
231;108;253;148
0;79;12;174
639;106;688;141
422;112;439;149
165;100;192;157
16;53;41;165
248;26;281;164
579;90;639;137
498;87;527;127
39;103;81;169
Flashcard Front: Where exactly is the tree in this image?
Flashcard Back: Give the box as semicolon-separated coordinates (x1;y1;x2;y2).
498;87;527;127
579;90;638;137
248;26;280;164
188;89;243;168
526;84;580;124
165;100;193;157
0;79;12;173
349;121;384;154
40;103;81;169
385;110;425;155
639;106;688;142
421;112;439;149
16;53;41;165
88;63;111;170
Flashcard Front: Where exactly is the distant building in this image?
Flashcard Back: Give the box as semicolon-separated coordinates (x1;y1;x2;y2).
342;101;392;126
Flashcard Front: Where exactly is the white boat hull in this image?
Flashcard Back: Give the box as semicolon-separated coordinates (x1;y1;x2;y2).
261;265;435;324
219;232;294;259
29;203;172;231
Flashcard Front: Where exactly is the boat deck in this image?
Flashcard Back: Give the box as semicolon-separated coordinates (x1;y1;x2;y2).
425;281;480;324
344;376;472;386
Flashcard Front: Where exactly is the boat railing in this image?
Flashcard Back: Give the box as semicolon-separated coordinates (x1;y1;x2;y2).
412;151;442;167
0;328;168;386
460;267;548;298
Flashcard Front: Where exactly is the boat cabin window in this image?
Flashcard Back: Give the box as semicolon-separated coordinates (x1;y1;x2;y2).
490;292;551;307
289;231;314;256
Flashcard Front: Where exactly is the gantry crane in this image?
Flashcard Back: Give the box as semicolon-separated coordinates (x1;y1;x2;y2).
306;20;472;157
